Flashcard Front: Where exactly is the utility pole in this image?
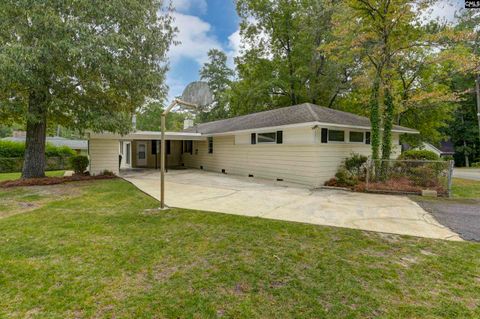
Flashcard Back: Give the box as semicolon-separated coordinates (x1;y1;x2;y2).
476;75;480;142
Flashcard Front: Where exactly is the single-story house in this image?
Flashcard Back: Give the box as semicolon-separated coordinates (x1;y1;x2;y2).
402;141;455;158
88;103;418;187
3;131;88;155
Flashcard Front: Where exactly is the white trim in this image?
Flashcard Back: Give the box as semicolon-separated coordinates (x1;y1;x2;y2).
257;131;278;144
88;130;205;141
204;121;418;136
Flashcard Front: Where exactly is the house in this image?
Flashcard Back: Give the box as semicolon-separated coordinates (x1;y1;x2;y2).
2;131;88;155
402;141;455;158
87;103;418;187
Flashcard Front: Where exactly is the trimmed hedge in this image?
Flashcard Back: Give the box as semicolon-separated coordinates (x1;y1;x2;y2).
0;157;72;173
69;155;89;174
398;149;440;161
0;140;76;158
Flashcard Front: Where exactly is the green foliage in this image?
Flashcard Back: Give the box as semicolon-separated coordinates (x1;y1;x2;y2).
0;141;25;157
69;155;89;174
136;102;186;132
344;153;368;177
471;162;480;168
398;150;441;161
198;49;234;122
0;141;75;158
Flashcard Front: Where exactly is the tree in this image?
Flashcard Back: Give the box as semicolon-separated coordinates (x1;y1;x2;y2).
199;49;234;121
232;0;346;114
136;102;186;132
0;0;175;178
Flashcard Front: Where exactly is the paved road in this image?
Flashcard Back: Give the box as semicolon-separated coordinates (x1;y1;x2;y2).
415;199;480;242
121;168;461;241
453;168;480;181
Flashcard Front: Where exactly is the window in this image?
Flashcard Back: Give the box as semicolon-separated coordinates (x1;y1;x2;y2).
138;144;146;159
184;140;193;154
208;137;213;153
328;130;345;142
257;132;277;144
349;131;364;143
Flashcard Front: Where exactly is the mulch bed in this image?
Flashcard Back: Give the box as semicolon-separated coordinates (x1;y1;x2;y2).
0;174;117;188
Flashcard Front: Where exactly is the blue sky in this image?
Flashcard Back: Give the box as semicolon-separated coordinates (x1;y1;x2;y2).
166;0;241;101
166;0;464;103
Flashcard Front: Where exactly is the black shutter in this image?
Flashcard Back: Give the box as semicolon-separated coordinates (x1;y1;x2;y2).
151;140;157;154
321;128;328;143
276;131;283;144
251;133;256;144
365;132;371;144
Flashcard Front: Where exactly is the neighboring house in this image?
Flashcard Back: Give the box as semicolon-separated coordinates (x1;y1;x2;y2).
402;141;455;158
88;103;418;187
2;131;88;155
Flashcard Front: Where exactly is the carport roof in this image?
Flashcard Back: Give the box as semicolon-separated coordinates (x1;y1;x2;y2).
184;103;418;134
88;131;205;140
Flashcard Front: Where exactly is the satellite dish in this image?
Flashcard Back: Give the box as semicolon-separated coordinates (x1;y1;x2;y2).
180;81;214;110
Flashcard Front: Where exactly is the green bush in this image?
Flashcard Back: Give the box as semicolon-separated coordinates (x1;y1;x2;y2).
0;140;75;158
344;153;368;178
0;141;25;157
472;162;480;168
334;168;356;187
69;155;89;174
398;150;440;161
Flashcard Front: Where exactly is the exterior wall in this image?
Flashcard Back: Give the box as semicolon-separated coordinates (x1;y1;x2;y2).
132;140;182;168
89;139;120;175
183;128;402;187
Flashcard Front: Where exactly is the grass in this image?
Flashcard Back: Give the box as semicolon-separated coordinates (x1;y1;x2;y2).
0;170;65;181
0;179;479;318
452;178;480;199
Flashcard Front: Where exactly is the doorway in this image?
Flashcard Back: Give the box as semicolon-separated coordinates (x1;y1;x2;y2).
137;141;147;166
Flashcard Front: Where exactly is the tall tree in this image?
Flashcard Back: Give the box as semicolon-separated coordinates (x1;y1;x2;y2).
0;0;175;178
233;0;345;114
199;49;234;121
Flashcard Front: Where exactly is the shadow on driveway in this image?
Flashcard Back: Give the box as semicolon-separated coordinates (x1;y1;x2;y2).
413;198;480;242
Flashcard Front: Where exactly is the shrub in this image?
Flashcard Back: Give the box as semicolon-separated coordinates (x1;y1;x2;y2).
69;155;89;175
398;149;440;161
0;141;25;157
344;153;368;178
472;162;480;168
409;165;439;188
335;168;356;187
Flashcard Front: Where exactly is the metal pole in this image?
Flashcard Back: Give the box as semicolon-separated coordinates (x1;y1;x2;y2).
160;114;166;209
447;160;454;198
476;75;480;143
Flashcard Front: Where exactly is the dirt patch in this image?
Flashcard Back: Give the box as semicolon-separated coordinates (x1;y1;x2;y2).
0;174;116;188
0;183;85;219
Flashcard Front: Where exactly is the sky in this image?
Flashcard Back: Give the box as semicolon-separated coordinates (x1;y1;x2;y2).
166;0;240;101
165;0;465;103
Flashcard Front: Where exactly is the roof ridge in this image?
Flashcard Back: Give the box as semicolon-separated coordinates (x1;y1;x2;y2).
305;103;320;121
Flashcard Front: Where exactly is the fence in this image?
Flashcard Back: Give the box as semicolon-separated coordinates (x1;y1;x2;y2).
365;159;454;197
0;157;72;173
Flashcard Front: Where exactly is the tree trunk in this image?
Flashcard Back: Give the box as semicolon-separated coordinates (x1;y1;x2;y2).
476;74;480;143
22;91;47;178
370;74;381;161
381;85;394;160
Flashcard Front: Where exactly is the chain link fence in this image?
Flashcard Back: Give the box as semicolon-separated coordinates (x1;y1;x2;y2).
365;159;454;197
0;157;72;173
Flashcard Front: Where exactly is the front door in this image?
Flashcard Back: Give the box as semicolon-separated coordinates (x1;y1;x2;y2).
137;142;147;166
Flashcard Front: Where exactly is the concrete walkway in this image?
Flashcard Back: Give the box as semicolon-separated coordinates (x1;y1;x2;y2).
121;169;461;241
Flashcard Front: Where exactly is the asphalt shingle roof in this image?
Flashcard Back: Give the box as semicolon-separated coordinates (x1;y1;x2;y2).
184;103;417;134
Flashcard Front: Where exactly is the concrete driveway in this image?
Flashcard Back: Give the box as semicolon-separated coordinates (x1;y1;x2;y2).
121;169;461;241
453;168;480;181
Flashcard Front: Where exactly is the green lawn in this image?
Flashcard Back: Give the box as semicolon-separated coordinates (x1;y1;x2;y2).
0;170;65;182
452;178;480;199
0;179;479;318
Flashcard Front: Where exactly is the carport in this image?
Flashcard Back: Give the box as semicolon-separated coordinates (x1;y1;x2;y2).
87;131;206;175
121;168;461;241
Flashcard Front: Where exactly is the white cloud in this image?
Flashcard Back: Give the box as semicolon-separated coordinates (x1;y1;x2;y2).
171;0;207;15
168;12;222;65
422;0;464;24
